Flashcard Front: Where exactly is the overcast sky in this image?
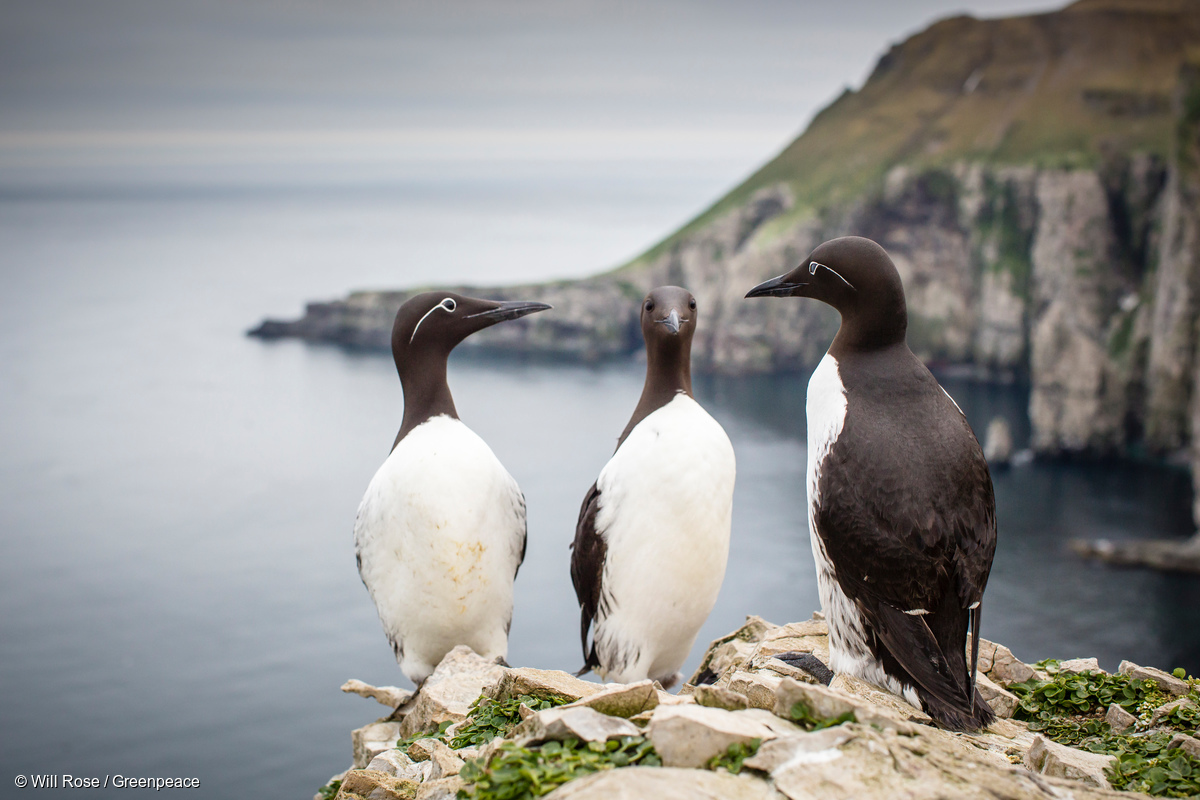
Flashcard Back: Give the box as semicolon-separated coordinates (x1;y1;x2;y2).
0;0;1064;172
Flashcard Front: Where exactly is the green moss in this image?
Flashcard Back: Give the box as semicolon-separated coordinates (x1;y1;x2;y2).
457;736;661;800
707;738;762;774
788;701;856;732
975;175;1034;298
396;719;455;751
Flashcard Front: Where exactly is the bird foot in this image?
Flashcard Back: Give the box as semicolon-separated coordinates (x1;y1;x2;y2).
773;651;834;685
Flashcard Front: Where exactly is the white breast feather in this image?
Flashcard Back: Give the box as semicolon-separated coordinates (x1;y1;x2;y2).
806;355;921;708
591;394;736;684
354;415;525;683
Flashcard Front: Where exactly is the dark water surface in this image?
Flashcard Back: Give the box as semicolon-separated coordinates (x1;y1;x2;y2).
2;188;1198;799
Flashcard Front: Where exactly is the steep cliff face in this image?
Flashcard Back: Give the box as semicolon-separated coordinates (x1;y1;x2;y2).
251;0;1200;474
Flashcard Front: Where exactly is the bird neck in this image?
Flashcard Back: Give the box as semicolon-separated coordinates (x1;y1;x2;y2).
829;302;908;355
617;342;693;448
394;350;458;449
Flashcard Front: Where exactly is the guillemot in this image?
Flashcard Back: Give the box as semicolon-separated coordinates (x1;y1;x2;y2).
570;286;736;688
746;236;997;731
354;291;550;685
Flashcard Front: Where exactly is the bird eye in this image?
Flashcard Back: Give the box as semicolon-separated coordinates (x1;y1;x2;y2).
688;298;697;310
440;298;456;312
644;300;654;312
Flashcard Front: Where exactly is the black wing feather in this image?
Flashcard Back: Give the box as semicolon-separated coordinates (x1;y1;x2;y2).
569;482;605;675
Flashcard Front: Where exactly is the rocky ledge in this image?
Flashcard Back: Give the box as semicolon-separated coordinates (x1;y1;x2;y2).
319;615;1200;800
1070;534;1200;575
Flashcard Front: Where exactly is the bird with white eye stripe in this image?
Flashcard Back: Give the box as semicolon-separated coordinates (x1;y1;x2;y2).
354;291;550;685
746;236;997;731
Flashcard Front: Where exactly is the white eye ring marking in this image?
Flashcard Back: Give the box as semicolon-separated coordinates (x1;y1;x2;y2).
410;297;458;343
809;261;856;291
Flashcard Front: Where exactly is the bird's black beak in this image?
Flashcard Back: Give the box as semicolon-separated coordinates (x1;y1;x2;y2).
745;273;805;298
657;308;683;334
467;300;552;323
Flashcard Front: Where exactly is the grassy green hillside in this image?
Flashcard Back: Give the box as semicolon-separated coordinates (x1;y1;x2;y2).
619;0;1200;271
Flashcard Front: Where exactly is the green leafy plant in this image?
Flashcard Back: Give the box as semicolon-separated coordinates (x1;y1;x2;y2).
1109;748;1200;797
1010;667;1200;796
396;719;455;751
449;694;572;749
315;778;341;799
457;736;660;800
788;701;855;731
707;738;761;774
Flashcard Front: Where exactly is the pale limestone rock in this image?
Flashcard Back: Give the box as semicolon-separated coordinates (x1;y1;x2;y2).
1058;658;1102;674
1149;696;1196;727
414;776;464;800
367;749;429;784
397;646;506;739
405;738;439;762
724;671;782;711
828;673;932;724
976;638;998;674
1168;732;1200;758
689;615;777;683
752;722;1124;800
425;741;464;781
976;673;1018;718
1117;662;1190;696
485;667;602;704
352;721;404;769
1104;703;1137;733
540;766;784;800
987;644;1036;686
512;705;641;746
342;679;413;709
559;680;658;718
646;704;797;768
693;684;749;711
1025;734;1115;788
335;768;418;800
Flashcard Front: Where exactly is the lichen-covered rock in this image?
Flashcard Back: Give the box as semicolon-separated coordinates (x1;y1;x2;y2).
352;721;404;769
335;768;418;800
975;673;1018;718
985;642;1036;686
1168;732;1200;759
485;667;602;705
512;705;641;745
413;776;464;800
540;766;785;800
367;749;430;784
397;646;506;739
747;724;1125;800
1057;657;1103;675
342;679;413;709
1104;703;1137;733
692;684;750;711
1118;661;1191;695
646;704;799;768
724;671;782;711
559;680;658;718
1025;734;1115;789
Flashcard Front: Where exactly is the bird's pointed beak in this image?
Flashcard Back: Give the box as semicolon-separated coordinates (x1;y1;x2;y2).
657;308;683;334
466;300;552;324
745;273;806;298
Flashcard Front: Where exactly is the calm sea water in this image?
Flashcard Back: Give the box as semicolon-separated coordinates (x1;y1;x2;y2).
1;175;1197;799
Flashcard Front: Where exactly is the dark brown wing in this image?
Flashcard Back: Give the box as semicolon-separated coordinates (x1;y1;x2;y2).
569;482;605;674
813;376;997;727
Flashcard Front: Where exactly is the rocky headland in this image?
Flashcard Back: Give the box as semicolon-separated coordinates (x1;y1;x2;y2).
251;0;1200;543
320;614;1200;800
